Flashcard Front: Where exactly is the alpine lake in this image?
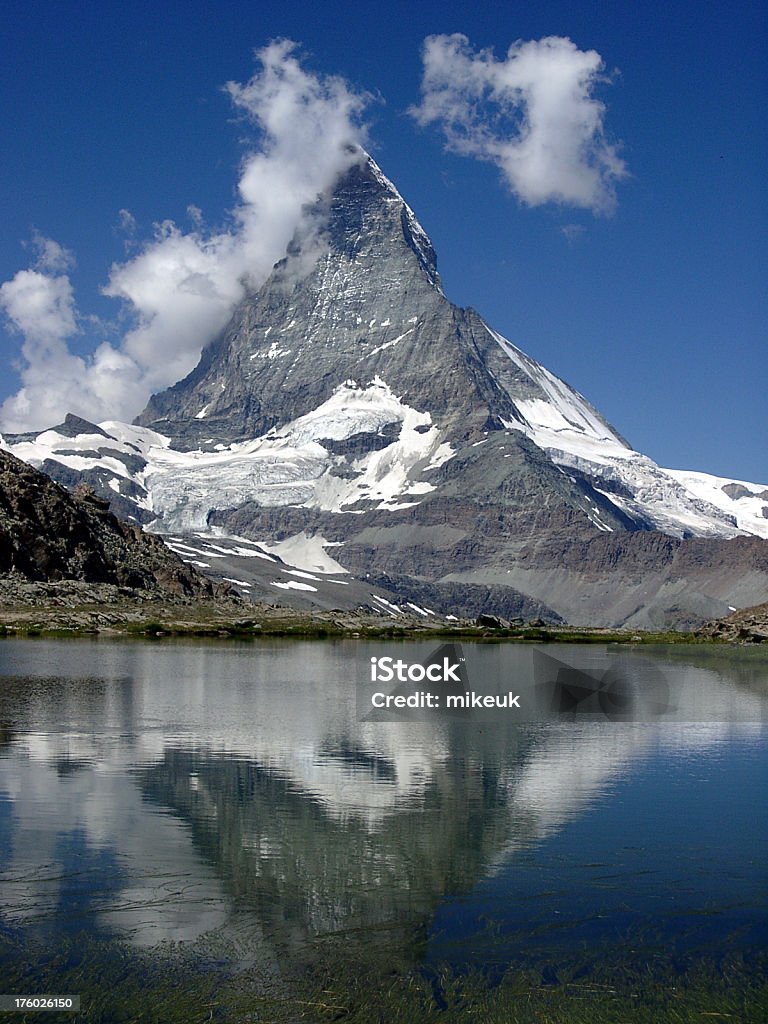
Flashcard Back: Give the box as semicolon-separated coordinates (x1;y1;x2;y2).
0;637;766;1023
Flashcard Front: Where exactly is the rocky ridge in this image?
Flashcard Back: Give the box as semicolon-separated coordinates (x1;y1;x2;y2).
698;602;768;643
0;448;224;601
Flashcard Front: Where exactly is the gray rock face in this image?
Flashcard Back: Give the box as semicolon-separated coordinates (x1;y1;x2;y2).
721;482;754;501
135;155;636;542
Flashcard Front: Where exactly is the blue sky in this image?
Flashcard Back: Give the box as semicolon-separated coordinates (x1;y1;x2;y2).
0;0;765;481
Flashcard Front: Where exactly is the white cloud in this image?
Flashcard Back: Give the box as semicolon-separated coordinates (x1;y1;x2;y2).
561;223;586;245
0;41;369;432
0;259;151;430
411;33;628;213
0;265;96;429
0;267;77;345
26;231;76;274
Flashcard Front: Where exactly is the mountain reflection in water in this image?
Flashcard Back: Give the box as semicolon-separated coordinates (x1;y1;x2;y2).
0;639;765;975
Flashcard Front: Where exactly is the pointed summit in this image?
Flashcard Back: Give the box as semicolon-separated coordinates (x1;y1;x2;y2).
135;152;622;459
320;153;442;291
136;153;451;443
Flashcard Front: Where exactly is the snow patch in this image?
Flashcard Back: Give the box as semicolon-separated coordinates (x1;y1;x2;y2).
486;326;757;540
406;602;432;617
662;469;768;539
167;542;226;560
282;569;321;582
251;339;291;360
372;594;402;615
259;532;348;575
361;328;414;360
133;377;454;521
271;580;318;592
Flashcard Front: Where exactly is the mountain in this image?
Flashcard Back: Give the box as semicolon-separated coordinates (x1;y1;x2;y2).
2;153;767;628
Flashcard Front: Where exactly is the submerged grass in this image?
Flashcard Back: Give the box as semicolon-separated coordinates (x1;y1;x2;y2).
1;927;766;1023
302;936;768;1024
325;958;767;1023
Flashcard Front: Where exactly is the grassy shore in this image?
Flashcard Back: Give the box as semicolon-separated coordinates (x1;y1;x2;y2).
0;593;734;644
0;610;720;644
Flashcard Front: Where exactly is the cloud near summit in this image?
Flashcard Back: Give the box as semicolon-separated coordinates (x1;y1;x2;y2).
0;35;628;433
0;41;369;432
411;33;628;213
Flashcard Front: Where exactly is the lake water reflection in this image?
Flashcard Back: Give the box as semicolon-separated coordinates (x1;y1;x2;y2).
0;638;766;1010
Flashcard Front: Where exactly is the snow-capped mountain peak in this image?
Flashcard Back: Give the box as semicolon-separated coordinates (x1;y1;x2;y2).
3;154;766;627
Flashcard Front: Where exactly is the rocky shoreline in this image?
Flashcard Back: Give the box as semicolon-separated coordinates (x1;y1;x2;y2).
1;578;761;644
1;564;766;644
697;602;768;644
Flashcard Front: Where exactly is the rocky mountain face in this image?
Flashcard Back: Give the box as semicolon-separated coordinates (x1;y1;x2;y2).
0;448;215;599
2;153;766;627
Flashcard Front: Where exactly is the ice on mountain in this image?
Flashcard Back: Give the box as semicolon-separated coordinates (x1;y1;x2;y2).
663;468;768;539
258;532;348;575
3;145;765;633
135;376;453;530
271;580;318;592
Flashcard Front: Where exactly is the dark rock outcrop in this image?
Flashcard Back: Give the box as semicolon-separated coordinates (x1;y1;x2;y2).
0;449;217;598
362;571;563;624
698;601;768;643
476;614;508;629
